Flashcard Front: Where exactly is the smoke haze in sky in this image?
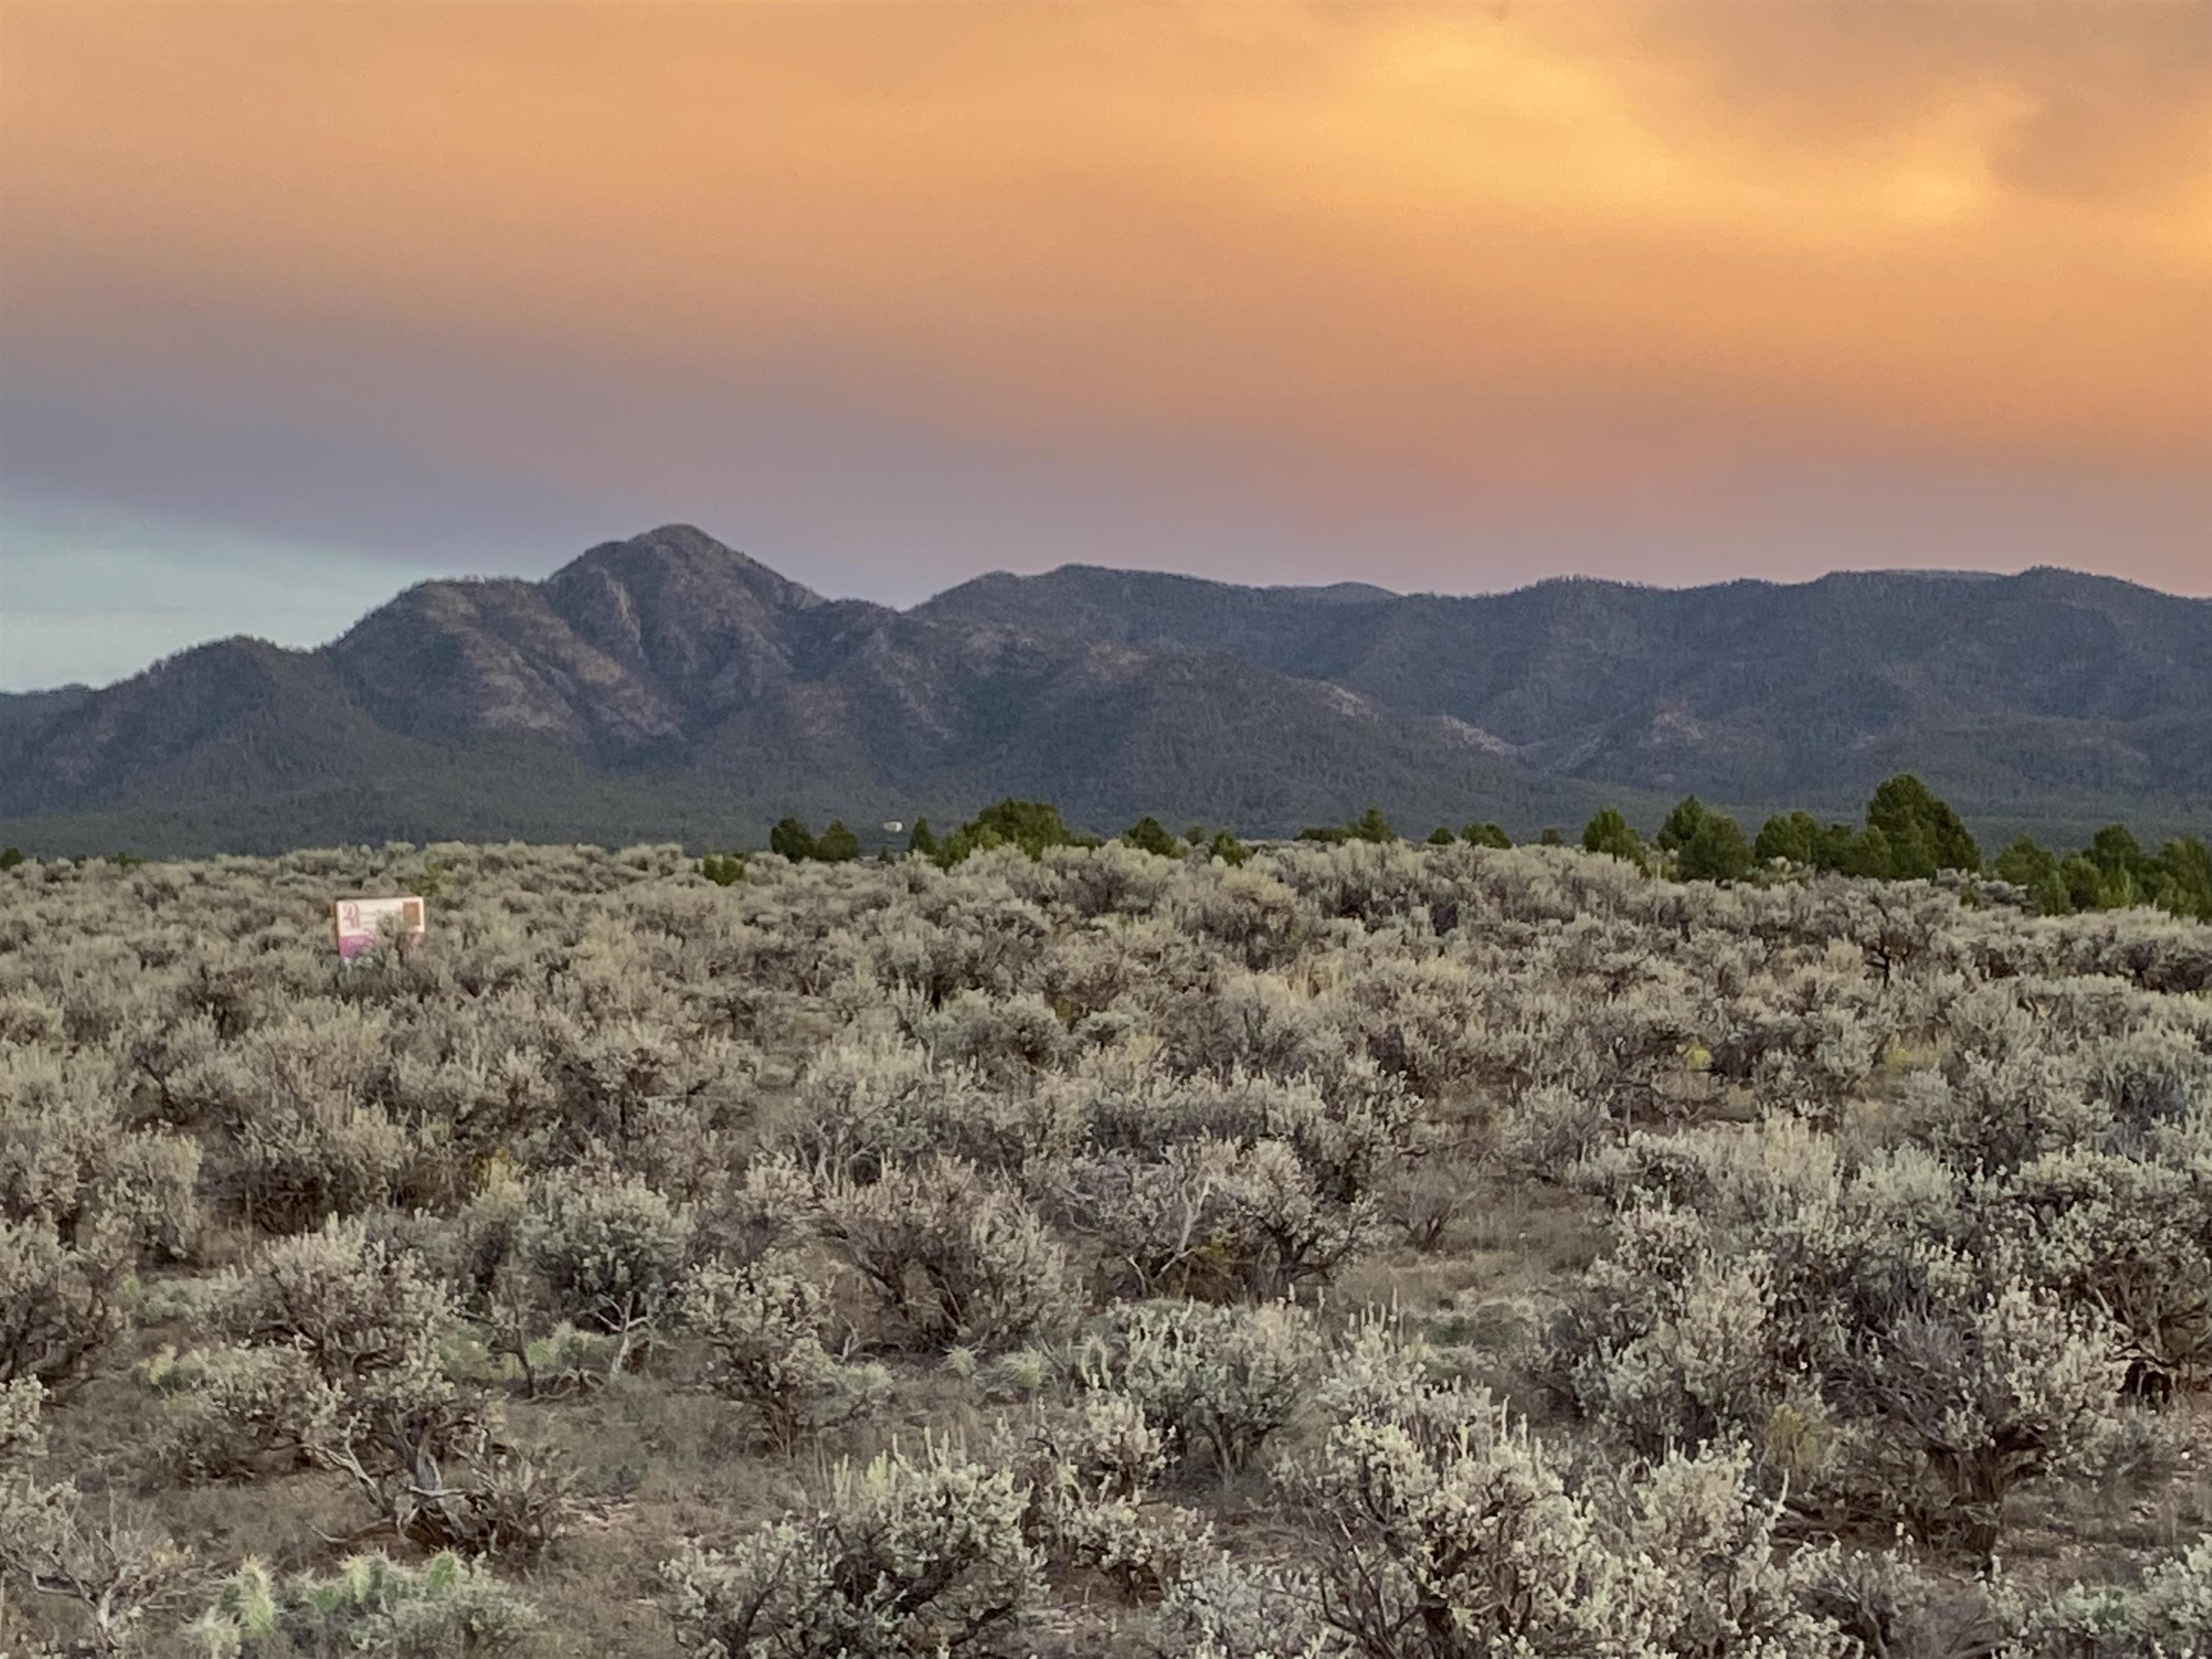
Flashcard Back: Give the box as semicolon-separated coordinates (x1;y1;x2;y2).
3;1;2207;688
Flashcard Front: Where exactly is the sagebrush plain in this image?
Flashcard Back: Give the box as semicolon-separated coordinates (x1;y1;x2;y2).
4;837;2211;1656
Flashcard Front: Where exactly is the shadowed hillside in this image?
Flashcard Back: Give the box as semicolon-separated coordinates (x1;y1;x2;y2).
920;563;2212;809
3;526;2206;854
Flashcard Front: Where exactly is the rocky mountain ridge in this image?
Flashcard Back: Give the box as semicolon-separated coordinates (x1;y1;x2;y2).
4;525;2206;853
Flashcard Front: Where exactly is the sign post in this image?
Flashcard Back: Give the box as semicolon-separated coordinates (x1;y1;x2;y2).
333;896;426;961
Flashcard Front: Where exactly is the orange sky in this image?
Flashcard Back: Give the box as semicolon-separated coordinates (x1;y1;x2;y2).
2;1;2208;684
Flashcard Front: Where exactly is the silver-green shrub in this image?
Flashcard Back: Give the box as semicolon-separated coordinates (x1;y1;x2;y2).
518;1165;693;1372
999;1388;1214;1596
2012;1536;2212;1658
817;1156;1071;1352
1286;1318;1848;1658
682;1251;881;1452
1084;1299;1323;1476
189;1550;539;1658
1853;1284;2123;1559
660;1437;1042;1658
202;1218;568;1557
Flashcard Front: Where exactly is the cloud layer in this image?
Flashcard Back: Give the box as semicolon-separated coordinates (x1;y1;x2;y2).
3;2;2207;685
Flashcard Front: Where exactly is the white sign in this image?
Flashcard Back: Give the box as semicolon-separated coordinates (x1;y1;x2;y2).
333;896;426;960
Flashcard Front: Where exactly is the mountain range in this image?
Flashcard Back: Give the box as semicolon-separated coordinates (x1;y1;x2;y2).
4;524;2208;855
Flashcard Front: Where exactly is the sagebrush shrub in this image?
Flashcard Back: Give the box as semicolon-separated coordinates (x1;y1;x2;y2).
1085;1299;1323;1475
1151;1556;1344;1659
0;1375;42;1458
177;1003;416;1230
143;1343;339;1482
817;1156;1072;1352
1552;1202;1781;1461
999;1389;1214;1596
1622;1444;1848;1658
1291;1319;1849;1659
217;1217;457;1391
1287;1348;1649;1657
204;1218;567;1555
189;1550;539;1658
661;1437;1042;1658
1998;1140;2212;1386
2012;1535;2212;1658
0;1051;200;1262
683;1251;878;1451
0;1475;197;1658
0;1213;126;1388
1854;1284;2123;1558
3;830;2209;1652
518;1166;693;1370
1061;1133;1374;1301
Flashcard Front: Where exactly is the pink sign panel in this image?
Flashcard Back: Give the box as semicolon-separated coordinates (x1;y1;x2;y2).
333;896;426;960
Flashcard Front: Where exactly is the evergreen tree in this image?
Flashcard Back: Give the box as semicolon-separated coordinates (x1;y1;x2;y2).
1838;824;1893;878
2150;871;2186;914
1206;829;1250;867
1120;816;1182;858
1752;810;1824;868
1426;825;1456;845
2031;867;2074;915
1461;822;1512;849
2088;824;2154;893
768;817;817;862
1581;807;1645;868
1995;837;2059;891
968;799;1075;857
2060;853;2105;912
2156;837;2212;920
1676;809;1753;882
1865;774;1980;878
1300;806;1397;845
931;798;1094;866
1987;825;2212;918
907;818;937;858
814;820;861;863
1808;821;1861;873
1655;796;1710;855
1351;806;1395;843
1650;795;1753;881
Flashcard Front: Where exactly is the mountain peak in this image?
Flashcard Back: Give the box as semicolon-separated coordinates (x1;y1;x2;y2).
544;526;827;674
552;524;822;606
575;522;741;564
4;536;2207;855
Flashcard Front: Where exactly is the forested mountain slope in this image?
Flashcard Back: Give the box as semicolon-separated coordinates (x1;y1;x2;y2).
3;525;2205;853
920;562;2212;807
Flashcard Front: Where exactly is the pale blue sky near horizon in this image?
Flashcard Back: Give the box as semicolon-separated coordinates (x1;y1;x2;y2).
1;508;457;691
6;454;2206;693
